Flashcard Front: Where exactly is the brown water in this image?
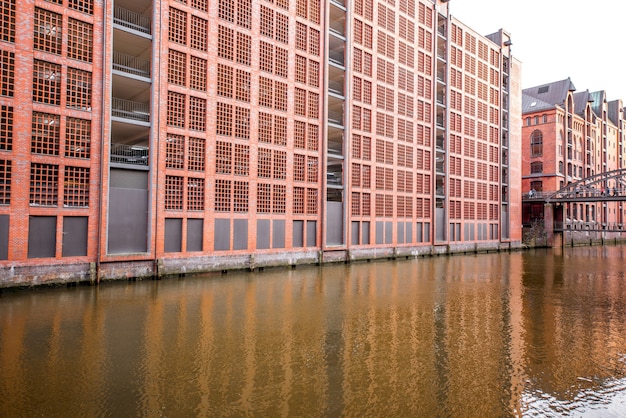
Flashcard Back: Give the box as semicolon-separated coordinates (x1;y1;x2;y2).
2;247;626;417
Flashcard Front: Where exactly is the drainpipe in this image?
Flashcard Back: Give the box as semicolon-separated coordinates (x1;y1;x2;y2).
96;0;110;284
152;0;161;278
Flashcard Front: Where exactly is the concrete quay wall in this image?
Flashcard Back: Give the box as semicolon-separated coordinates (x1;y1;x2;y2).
0;241;526;289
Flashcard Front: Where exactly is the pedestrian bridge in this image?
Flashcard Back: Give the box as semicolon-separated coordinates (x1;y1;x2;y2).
523;168;626;203
554;221;626;233
522;168;626;234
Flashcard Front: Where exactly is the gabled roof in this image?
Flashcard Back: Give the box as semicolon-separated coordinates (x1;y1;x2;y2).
522;93;554;114
522;77;576;111
589;90;606;116
573;90;593;116
608;99;623;126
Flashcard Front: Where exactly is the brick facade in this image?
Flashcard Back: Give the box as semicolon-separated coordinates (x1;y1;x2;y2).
522;79;626;227
0;0;522;287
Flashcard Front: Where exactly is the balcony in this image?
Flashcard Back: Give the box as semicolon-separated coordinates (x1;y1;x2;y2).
327;125;344;156
328;65;345;96
328;35;346;67
114;6;151;35
110;143;149;166
329;3;346;37
112;98;150;123
113;51;150;78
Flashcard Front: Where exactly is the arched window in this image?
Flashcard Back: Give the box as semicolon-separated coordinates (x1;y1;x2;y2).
530;162;543;174
559;161;563;174
530;130;542;157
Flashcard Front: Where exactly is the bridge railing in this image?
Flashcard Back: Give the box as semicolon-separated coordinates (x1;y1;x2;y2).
555;221;626;231
524;187;626;201
524;190;551;200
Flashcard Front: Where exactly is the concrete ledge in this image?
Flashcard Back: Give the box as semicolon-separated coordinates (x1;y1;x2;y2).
158;251;321;276
0;240;528;289
0;262;93;288
99;260;155;282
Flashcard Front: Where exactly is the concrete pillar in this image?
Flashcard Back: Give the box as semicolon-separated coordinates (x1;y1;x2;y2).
544;203;554;246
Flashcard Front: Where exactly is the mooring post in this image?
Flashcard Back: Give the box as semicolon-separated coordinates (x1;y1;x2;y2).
544;203;555;247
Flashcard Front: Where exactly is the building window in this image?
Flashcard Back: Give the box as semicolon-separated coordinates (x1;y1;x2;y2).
32;111;60;155
64;166;90;207
0;105;12;151
192;0;208;12
217;25;234;60
0;159;11;204
33;60;61;105
0;49;14;97
168;50;186;86
166;134;184;169
542;115;547;123
67;18;93;62
65;117;91;159
187;177;204;210
530;130;542;157
294;187;305;213
307;188;318;214
187;137;205;171
236;69;250;102
215;179;231;211
558;161;563;174
530;162;543;174
66;68;92;110
34;8;62;55
30;163;58;206
69;0;94;14
236;33;251;65
234;181;249;212
0;0;15;43
165;175;184;210
215;141;232;174
167;91;185;127
188;96;206;131
190;16;207;52
234;143;249;175
189;56;206;91
257;183;271;213
234;107;250;139
272;184;286;213
168;8;187;45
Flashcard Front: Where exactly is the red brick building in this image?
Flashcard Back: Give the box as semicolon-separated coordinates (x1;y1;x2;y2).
0;0;521;287
522;78;625;226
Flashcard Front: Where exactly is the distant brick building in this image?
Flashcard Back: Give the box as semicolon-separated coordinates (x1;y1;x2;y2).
522;78;625;226
0;0;521;287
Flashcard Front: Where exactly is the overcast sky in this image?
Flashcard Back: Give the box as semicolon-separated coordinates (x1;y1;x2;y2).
449;1;626;103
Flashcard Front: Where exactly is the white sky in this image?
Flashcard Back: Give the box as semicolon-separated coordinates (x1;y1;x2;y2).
449;0;626;103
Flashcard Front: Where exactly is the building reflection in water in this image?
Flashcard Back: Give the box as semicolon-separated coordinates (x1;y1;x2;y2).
2;247;626;416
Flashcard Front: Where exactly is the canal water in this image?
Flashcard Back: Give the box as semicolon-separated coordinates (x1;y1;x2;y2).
2;247;626;417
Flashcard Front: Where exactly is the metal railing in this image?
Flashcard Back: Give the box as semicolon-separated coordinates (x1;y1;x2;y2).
110;143;149;166
556;221;626;232
328;79;344;96
113;51;150;78
329;50;345;67
114;6;151;35
328;110;343;126
112;98;150;123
